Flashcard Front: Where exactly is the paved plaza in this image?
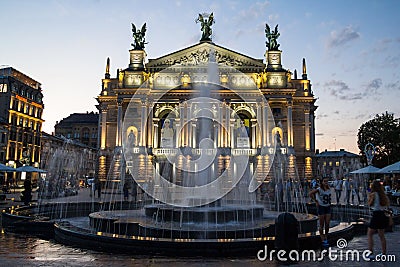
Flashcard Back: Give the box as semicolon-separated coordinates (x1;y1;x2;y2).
1;189;399;266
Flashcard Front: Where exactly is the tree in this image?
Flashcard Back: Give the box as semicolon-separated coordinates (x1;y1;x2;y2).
357;112;400;168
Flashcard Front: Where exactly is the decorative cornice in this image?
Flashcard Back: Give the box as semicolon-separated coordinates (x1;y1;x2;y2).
146;42;265;71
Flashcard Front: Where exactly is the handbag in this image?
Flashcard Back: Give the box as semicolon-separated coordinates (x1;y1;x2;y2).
385;210;394;227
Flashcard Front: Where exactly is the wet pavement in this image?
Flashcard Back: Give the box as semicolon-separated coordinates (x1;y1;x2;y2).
1;190;399;266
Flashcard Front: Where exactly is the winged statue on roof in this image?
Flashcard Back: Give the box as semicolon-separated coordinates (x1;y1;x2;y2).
131;22;147;50
265;23;280;51
196;13;214;42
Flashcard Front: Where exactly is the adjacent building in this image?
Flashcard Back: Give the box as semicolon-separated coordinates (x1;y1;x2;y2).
40;132;97;189
314;148;361;179
54;111;99;149
0;67;44;171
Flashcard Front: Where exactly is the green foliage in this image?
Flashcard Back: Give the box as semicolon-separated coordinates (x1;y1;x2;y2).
357;112;400;168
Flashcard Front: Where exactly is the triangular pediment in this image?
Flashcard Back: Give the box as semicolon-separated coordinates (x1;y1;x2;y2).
146;42;265;72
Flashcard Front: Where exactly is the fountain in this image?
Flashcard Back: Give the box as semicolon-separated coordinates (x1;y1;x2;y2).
1;51;360;258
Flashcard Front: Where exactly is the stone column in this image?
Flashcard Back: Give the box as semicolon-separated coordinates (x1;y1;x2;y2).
310;111;315;152
187;104;192;147
251;119;256;148
153;119;159;148
140;99;147;146
304;107;310;151
262;104;268;146
225;102;230;147
147;100;154;148
178;102;184;147
218;102;223;147
287;100;293;147
256;103;262;148
116;98;123;147
100;107;107;150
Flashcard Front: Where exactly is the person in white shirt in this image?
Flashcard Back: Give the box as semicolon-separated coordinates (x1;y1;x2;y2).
309;178;332;247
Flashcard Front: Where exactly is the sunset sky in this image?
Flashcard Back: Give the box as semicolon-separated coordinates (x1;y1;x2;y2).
1;0;399;154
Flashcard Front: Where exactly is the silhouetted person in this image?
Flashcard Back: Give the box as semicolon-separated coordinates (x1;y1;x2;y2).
123;180;130;201
94;178;101;198
23;178;32;205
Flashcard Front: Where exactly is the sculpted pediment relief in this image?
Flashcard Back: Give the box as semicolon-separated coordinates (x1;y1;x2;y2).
146;43;265;70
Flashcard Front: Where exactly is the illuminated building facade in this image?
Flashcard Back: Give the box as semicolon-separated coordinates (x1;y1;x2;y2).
54;111;99;149
315;149;361;179
0;67;44;176
96;22;317;182
40;132;97;180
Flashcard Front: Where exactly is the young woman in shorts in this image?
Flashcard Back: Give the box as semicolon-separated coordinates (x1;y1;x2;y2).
309;178;332;247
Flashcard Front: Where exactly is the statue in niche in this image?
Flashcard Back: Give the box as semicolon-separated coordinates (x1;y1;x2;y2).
196;13;214;42
131;23;147;50
236;120;250;148
265;24;280;51
160;119;175;147
128;129;136;147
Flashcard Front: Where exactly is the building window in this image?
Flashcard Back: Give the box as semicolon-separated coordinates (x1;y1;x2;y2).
0;132;6;143
13;99;18;110
335;161;340;166
323;161;327;166
329;161;332;166
272;107;282;116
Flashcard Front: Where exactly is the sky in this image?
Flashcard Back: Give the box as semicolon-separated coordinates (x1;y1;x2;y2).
1;0;400;154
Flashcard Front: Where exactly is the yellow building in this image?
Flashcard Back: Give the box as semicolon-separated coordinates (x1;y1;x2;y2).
96;19;317;183
0;67;44;185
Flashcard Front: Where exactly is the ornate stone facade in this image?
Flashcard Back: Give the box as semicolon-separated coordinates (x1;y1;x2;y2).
96;24;317;183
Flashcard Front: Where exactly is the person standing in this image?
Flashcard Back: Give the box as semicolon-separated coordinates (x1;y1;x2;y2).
367;180;390;259
309;178;332;247
333;177;342;204
23;177;32;205
123;180;131;201
343;177;351;204
351;178;361;204
94;178;102;198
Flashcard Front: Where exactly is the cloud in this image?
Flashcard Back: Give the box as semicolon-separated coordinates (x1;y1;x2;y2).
364;78;382;95
323;79;383;101
327;25;360;48
385;55;400;68
316;113;329;120
315;133;324;136
233;1;271;24
385;81;400;91
268;13;279;22
353;113;368;120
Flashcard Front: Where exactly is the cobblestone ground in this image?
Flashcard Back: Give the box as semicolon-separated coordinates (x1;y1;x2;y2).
0;229;399;267
1;190;399;266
